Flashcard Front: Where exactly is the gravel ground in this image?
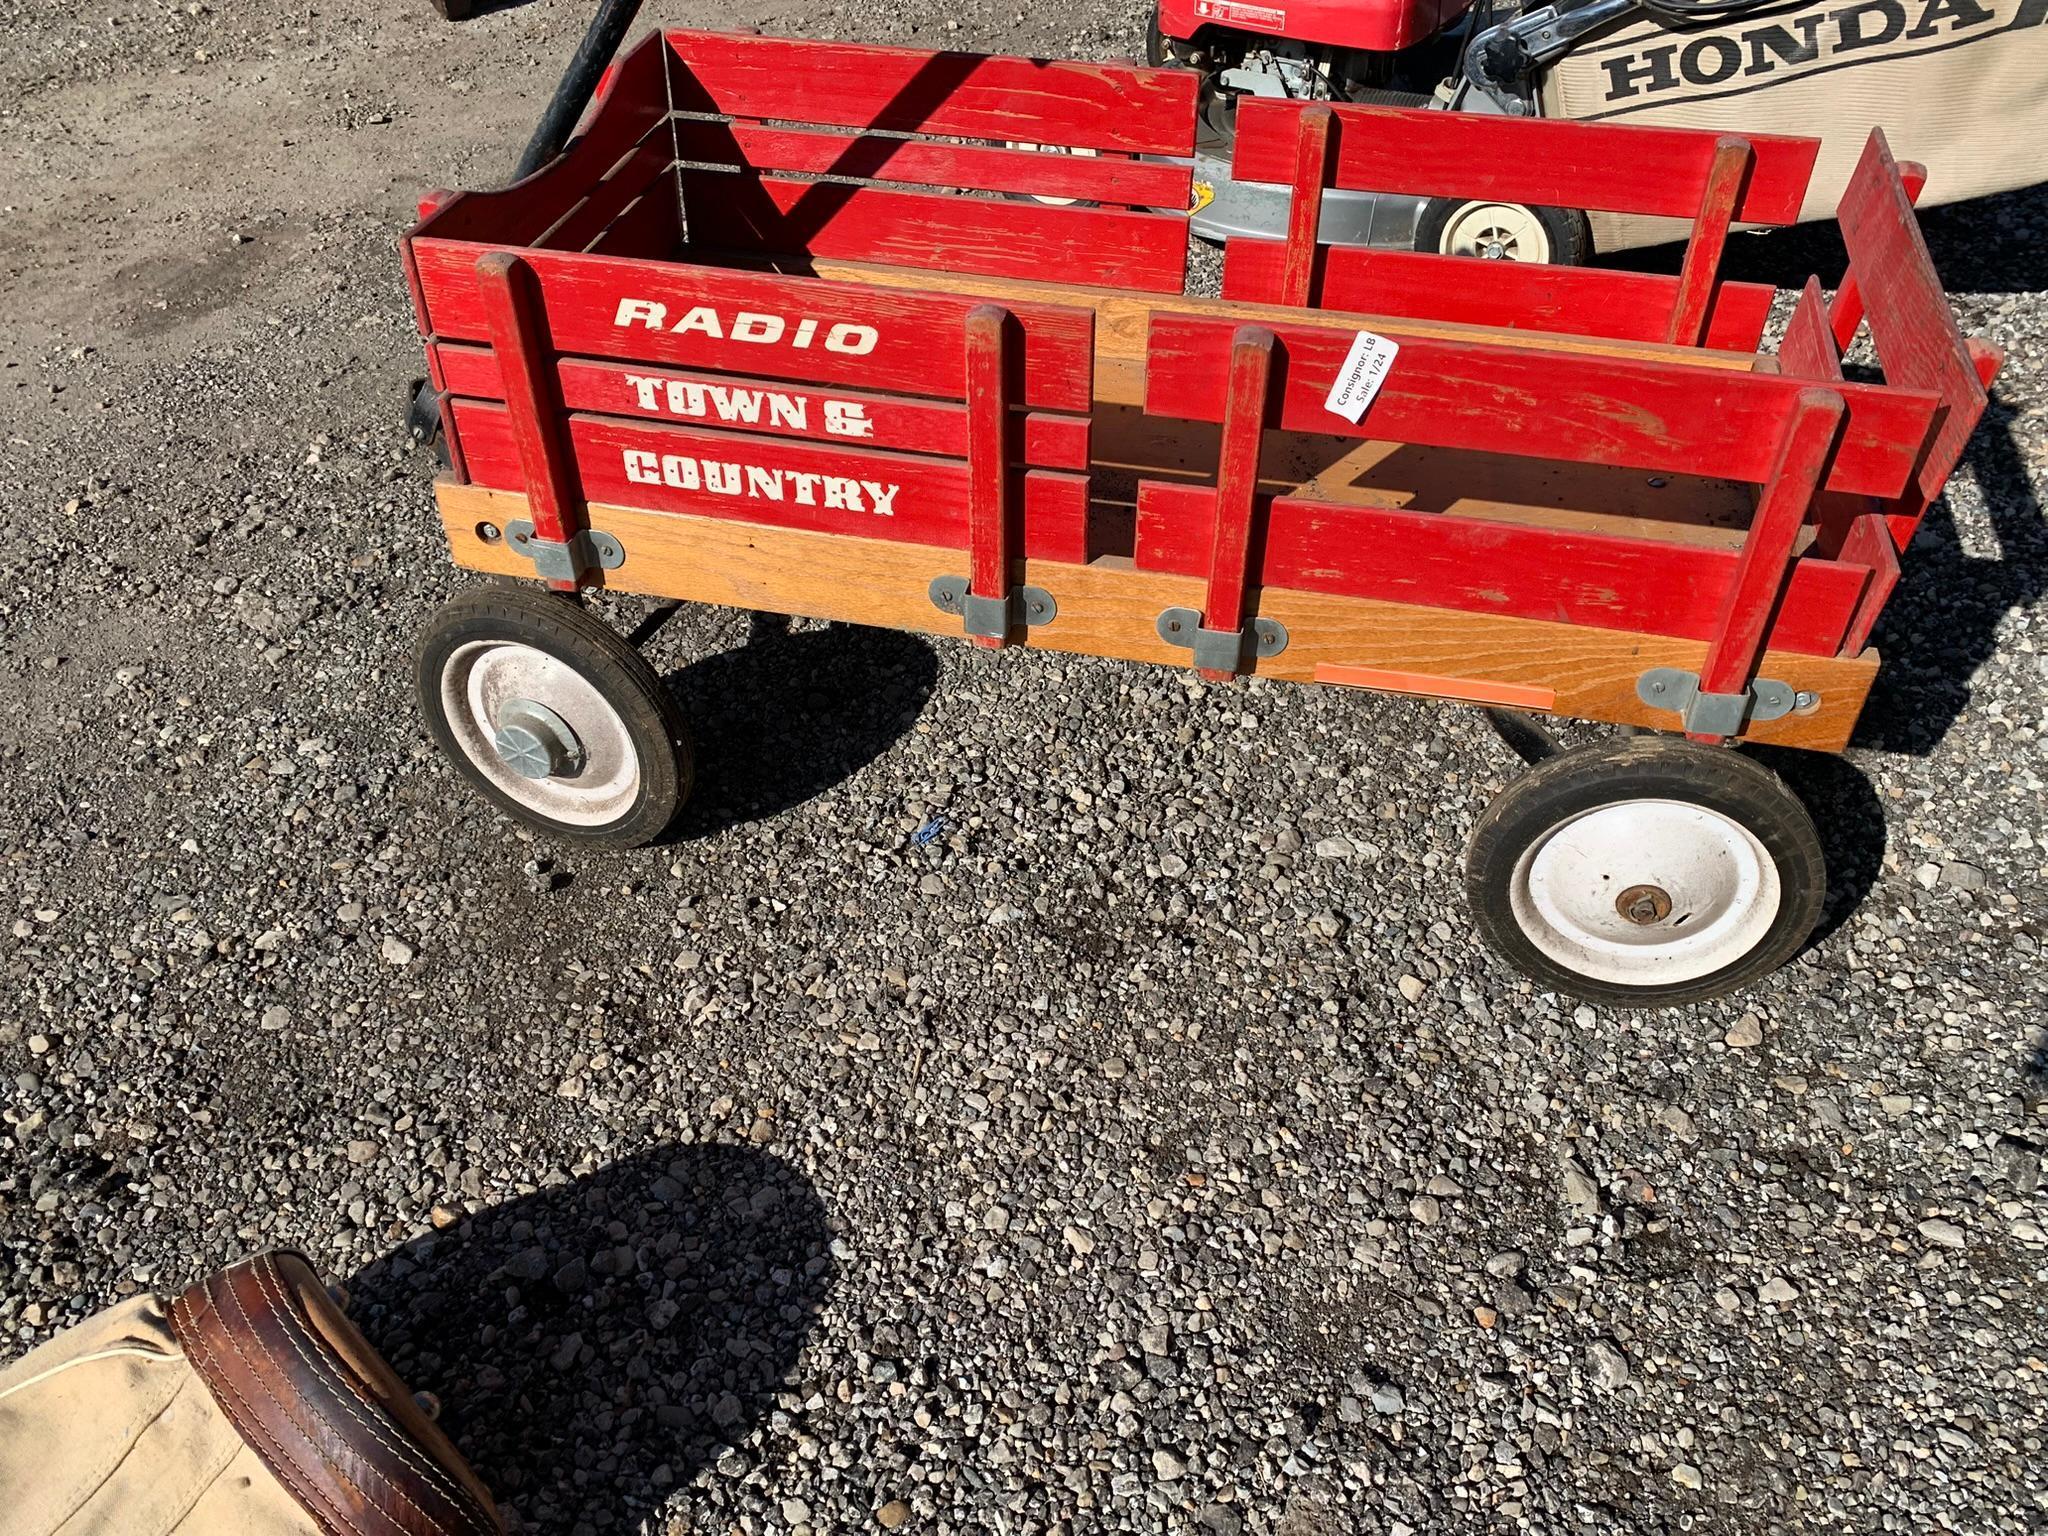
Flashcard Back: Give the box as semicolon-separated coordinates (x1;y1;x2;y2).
4;3;2046;1534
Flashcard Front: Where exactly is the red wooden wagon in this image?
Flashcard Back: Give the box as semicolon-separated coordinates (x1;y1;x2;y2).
402;25;1999;1008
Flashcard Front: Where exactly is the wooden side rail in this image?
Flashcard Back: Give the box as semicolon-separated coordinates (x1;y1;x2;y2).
1145;312;1940;501
1833;129;2004;548
1227;98;1819;349
662;28;1199;294
424;247;1098;570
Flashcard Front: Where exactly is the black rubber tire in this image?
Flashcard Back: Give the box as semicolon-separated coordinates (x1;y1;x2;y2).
415;587;693;848
1465;737;1826;1009
1416;197;1592;267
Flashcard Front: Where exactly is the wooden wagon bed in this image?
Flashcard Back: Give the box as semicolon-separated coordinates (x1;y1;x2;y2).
404;27;1998;754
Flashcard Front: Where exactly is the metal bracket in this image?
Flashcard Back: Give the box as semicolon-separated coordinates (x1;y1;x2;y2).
506;520;625;584
928;576;1056;639
1156;607;1289;673
1636;667;1800;737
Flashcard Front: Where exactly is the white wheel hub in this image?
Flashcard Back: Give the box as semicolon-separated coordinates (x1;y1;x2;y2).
1438;201;1551;262
439;640;641;827
1508;798;1782;988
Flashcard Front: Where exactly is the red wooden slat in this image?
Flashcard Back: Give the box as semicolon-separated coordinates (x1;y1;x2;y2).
1145;312;1940;501
1134;482;1867;657
678;170;1188;295
1831;158;1926;353
1666;137;1751;347
1694;390;1845;737
1837;510;1900;655
1279;107;1333;309
581;180;680;258
663;28;1199;157
1231;98;1817;224
453;401;1092;563
1221;239;1776;351
412;241;1097;412
415;34;672;245
965;304;1012;648
538;139;672;253
432;344;1091;468
670;119;1192;208
474;253;580;589
1835;131;1992;527
1780;278;1842;382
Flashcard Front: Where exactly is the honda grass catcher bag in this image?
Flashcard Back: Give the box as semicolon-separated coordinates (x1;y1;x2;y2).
1541;0;2048;249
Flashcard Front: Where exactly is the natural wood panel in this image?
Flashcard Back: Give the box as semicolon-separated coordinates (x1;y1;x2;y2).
435;481;1876;750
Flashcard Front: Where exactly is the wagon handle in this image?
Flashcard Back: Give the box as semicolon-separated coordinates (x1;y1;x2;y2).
513;0;646;182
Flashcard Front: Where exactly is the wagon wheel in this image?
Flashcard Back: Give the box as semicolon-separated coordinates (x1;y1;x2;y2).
1465;737;1825;1008
416;588;693;847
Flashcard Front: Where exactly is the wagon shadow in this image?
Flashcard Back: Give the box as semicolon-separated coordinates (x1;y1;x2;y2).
344;1143;832;1534
663;620;940;838
1746;745;1885;953
1597;181;2048;296
1842;400;2046;755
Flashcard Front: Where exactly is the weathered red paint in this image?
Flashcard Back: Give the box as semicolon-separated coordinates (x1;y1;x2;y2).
1693;389;1847;735
1134;482;1871;657
965;305;1013;648
1197;327;1276;679
1230;97;1818;223
473;252;581;589
430;342;1091;469
1666;137;1753;347
1221;238;1777;351
661;27;1199;156
1279;107;1333;310
452;401;1092;563
1145;312;1940;501
412;241;1098;412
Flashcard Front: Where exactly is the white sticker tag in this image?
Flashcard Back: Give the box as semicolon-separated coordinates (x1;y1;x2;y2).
1323;330;1400;424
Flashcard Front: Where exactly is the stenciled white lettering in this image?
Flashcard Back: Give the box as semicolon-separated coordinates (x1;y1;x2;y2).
623;448;901;517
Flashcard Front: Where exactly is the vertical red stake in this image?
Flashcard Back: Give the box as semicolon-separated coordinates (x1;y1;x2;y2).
475;250;581;592
1198;325;1276;682
1835;511;1901;656
1691;387;1845;742
1279;105;1334;309
1666;136;1753;348
1779;277;1843;383
1830;157;1926;352
964;303;1012;650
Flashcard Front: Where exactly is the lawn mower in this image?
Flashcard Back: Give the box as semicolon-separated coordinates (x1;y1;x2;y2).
1155;0;2048;258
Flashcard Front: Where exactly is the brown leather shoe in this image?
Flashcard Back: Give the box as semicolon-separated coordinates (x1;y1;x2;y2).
168;1250;503;1536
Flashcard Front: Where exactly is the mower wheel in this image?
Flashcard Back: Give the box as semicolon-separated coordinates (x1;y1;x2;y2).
1417;197;1591;266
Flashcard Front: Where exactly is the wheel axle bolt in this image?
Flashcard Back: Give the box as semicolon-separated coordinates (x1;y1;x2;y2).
492;698;584;780
1616;884;1673;926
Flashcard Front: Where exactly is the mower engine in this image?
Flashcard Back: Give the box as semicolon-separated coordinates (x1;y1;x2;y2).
1149;0;1562;256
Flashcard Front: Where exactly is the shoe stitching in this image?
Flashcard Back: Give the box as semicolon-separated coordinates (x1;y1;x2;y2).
215;1264;449;1536
170;1289;379;1536
249;1252;495;1535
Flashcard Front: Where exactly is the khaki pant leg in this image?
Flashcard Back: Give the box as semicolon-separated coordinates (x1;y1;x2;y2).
0;1295;321;1536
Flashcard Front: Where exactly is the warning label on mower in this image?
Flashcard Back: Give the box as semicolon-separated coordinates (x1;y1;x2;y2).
1193;0;1288;32
1324;331;1399;425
